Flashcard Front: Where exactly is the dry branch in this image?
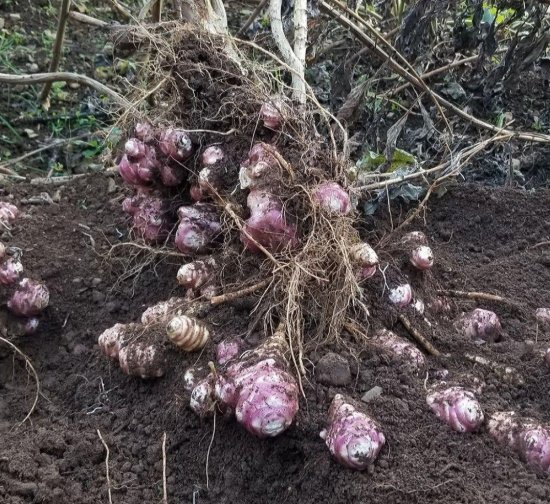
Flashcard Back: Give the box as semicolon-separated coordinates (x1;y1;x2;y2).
210;279;272;305
68;11;110;27
398;314;441;357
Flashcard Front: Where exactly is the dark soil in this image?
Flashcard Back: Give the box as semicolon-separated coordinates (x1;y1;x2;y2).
1;175;550;503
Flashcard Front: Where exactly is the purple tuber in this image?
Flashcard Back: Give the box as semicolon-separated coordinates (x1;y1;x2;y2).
0;202;19;225
239;143;278;189
426;386;484;433
410;245;434;270
0;258;23;285
175;203;221;254
158;128;193;161
320;394;385;470
312;182;351;216
7;278;49;317
389;284;413;308
260;100;283;130
123;195;171;243
241;190;298;252
216;339;242;365
458;308;502;343
134;122;155;142
487;411;550;474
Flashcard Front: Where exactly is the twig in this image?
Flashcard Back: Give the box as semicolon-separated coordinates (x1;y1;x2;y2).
0;133;92;170
30;174;87;185
398;314;441;357
437;289;522;309
0;72;130;108
40;0;72;106
530;241;550;249
97;429;113;504
210;278;272;305
0;336;40;425
320;1;550;143
106;0;132;20
162;432;168;504
237;0;269;35
464;353;524;385
68;11;110;27
205;410;217;490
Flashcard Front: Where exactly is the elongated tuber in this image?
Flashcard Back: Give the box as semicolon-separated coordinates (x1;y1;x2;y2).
458;308;502;343
372;329;426;370
426;386;484;432
320;394;385;470
166;315;209;351
487;411;550;474
241;190;298;252
7;278;49;317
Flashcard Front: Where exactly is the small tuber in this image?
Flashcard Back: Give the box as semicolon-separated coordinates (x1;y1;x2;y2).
0;202;19;225
158;128;193;161
166;315;209;351
175;204;221;254
458;308;502;343
7;278;49;317
426;386;484;433
312;182;351;216
372;329;425;370
0;258;23;285
389;284;413;308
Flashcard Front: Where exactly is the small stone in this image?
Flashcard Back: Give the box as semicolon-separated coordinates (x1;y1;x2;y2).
27;63;39;73
107;178;117;194
8;13;21;20
315;352;351;386
361;386;383;403
91;277;102;287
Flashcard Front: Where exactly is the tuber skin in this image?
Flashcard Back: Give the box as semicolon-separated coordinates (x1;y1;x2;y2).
201;146;225;166
7;278;49;317
190;375;216;417
241;190;298;252
177;259;216;290
158;128;193;161
389;284;413;308
118;152;158;187
141;297;186;325
123;195;172;243
426;386;484;433
159;164;186;187
487;411;550;474
0;202;19;226
0;258;23;285
0;241;5;260
536;308;550;328
166;315;209;351
372;329;426;370
216;339;242;365
260;100;283;130
320;394;385;470
175;203;222;254
119;339;167;379
312;182;351;216
98;323;127;360
134;122;155;142
458;308;502;343
410;245;434;270
350;243;379;279
213;327;299;438
402;231;428;245
239;143;278;189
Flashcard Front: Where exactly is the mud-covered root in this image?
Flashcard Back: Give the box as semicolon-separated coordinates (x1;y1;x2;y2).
320;394;385;470
487;411;550;474
166;315;210;351
426;386;484;433
371;329;426;371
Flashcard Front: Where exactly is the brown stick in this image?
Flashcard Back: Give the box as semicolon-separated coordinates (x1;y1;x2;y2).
210;279;272;305
0;72;130;107
40;0;72;106
106;0;132;20
398;314;441;357
151;0;164;22
68;10;110;27
464;353;524;385
437;289;522;310
238;0;269;35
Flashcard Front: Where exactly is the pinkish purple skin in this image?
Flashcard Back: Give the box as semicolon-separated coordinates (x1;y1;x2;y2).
488;412;550;474
389;284;413;308
175;204;221;254
189;185;205;202
134;122;155;142
124;138;148;159
460;308;502;343
0;202;19;225
241;190;298;252
7;278;49;317
215;358;299;438
0;258;23;285
358;265;377;280
260;101;282;130
130;196;171;243
158;164;186;187
429;297;451;314
402;231;428;246
158;128;193;161
410;246;434;270
426;386;484;433
24;318;39;335
239;143;278;188
201;146;225;166
312;182;351;216
216;339;241;365
118;153;158;187
320;394;385;470
372;329;426;370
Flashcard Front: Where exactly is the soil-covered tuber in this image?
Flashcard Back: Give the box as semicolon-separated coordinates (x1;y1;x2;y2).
260;100;283;130
119;339;167;379
98;323;127;360
175;203;221;254
389;284;413;307
487;411;550;474
122;194;171;243
141;297;185;325
239;143;278;189
0;202;19;225
312;182;351;216
426;386;484;432
7;278;49;317
216;339;242;365
0;258;23;285
320;394;385;470
158;128;193;161
177;258;216;290
458;308;502;343
372;329;425;370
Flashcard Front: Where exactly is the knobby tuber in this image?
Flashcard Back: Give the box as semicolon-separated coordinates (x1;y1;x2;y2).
488;411;550;474
350;242;379;280
389;284;413;308
312;182;351;216
177;258;216;292
458;308;502;343
320;394;385;470
372;329;426;370
166;315;210;351
122;194;171;243
0;258;23;285
141;297;186;325
216;339;242;365
0;202;19;226
175;203;221;254
426;386;484;433
7;279;50;317
239;143;278;189
260;99;283;130
158;128;193;161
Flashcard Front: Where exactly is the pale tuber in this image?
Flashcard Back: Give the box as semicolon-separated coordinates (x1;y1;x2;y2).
166;315;209;351
119;339;167;379
536;308;550;327
175;203;221;254
372;329;426;370
190;375;216;417
239;143;278;189
410;245;434;270
0;202;19;226
141;297;185;325
177;259;216;290
389;284;413;308
241;190;298;252
98;322;127;360
487;411;550;474
312;182;351;216
426;386;484;433
123;195;171;243
350;243;379;279
458;308;502;343
7;278;49;317
320;394;385;470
